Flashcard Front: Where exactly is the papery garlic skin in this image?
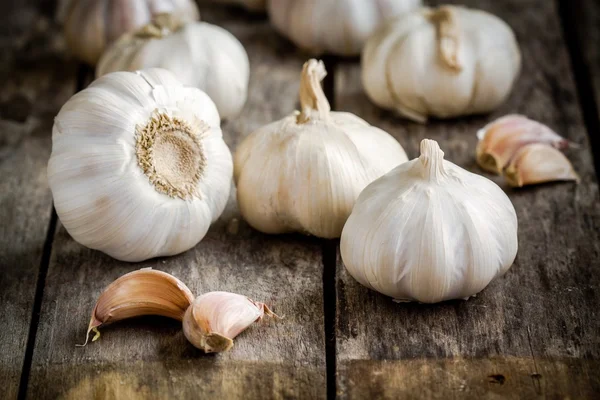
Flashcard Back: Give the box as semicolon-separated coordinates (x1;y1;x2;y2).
97;15;250;119
234;59;408;238
476;115;569;174
63;0;199;65
505;143;580;187
341;139;518;303
183;292;275;353
267;0;421;56
48;68;233;262
362;5;521;122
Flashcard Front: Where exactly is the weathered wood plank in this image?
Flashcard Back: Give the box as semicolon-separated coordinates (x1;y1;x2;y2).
334;0;600;398
0;5;77;399
27;8;326;400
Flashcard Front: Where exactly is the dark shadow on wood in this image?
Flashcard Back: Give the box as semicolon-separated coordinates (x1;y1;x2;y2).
17;208;57;400
557;0;600;181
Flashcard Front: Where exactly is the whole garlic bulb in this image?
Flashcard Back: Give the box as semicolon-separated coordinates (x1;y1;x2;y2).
341;139;518;303
63;0;200;65
267;0;422;56
97;14;250;119
362;5;521;123
234;59;408;238
48;69;233;262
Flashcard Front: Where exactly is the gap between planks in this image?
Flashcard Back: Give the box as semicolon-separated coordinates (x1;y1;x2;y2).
16;64;93;400
556;0;600;180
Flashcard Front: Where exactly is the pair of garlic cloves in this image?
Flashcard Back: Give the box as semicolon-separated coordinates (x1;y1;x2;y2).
476;115;579;187
81;269;276;353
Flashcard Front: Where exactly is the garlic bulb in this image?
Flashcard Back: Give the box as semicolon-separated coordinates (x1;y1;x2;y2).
362;5;521;122
48;68;233;262
97;14;250;119
476;115;568;174
505;144;579;187
82;269;277;353
63;0;200;65
234;59;408;238
183;292;276;353
267;0;422;56
341;139;518;303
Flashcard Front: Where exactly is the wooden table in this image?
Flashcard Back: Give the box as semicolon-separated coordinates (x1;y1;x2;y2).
1;0;599;399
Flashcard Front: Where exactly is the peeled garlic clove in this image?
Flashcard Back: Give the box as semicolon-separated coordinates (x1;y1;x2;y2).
234;59;408;238
81;268;194;346
97;14;250;119
268;0;421;56
504;143;579;187
362;5;521;122
476;115;569;174
341;139;518;303
48;68;233;262
183;292;276;353
63;0;200;65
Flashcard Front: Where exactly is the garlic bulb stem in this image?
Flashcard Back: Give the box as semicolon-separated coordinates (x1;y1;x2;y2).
419;139;447;181
297;59;331;124
426;6;462;71
135;13;184;39
80;268;194;346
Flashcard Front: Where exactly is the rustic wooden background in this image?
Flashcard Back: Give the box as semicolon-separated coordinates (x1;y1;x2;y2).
0;0;599;399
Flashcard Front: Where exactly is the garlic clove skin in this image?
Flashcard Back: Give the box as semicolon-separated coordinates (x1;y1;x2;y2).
341;139;518;303
504;143;580;187
182;292;276;353
63;0;200;65
48;68;233;262
362;5;521;122
97;15;250;119
476;115;569;174
234;59;408;238
267;0;421;56
81;268;195;346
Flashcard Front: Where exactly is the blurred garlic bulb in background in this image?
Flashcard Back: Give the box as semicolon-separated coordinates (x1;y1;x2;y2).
267;0;421;56
206;0;266;11
362;5;521;123
97;14;250;119
234;59;408;238
62;0;199;65
48;69;233;262
341;139;518;303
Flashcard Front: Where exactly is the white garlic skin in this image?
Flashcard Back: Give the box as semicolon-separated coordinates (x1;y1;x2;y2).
341;139;518;303
48;69;233;262
63;0;200;65
362;6;521;122
267;0;421;56
97;20;250;120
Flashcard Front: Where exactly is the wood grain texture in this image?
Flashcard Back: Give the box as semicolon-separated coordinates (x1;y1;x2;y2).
334;0;600;398
0;5;76;399
26;7;326;400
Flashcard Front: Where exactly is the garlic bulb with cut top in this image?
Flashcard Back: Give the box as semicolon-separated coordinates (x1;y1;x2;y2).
97;14;250;119
234;59;408;238
48;69;233;262
63;0;200;65
268;0;422;56
341;139;518;303
362;5;521;122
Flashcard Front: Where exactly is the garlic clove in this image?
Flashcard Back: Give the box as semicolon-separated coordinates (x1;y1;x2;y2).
80;268;194;346
504;143;580;187
183;291;277;353
476;114;569;174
